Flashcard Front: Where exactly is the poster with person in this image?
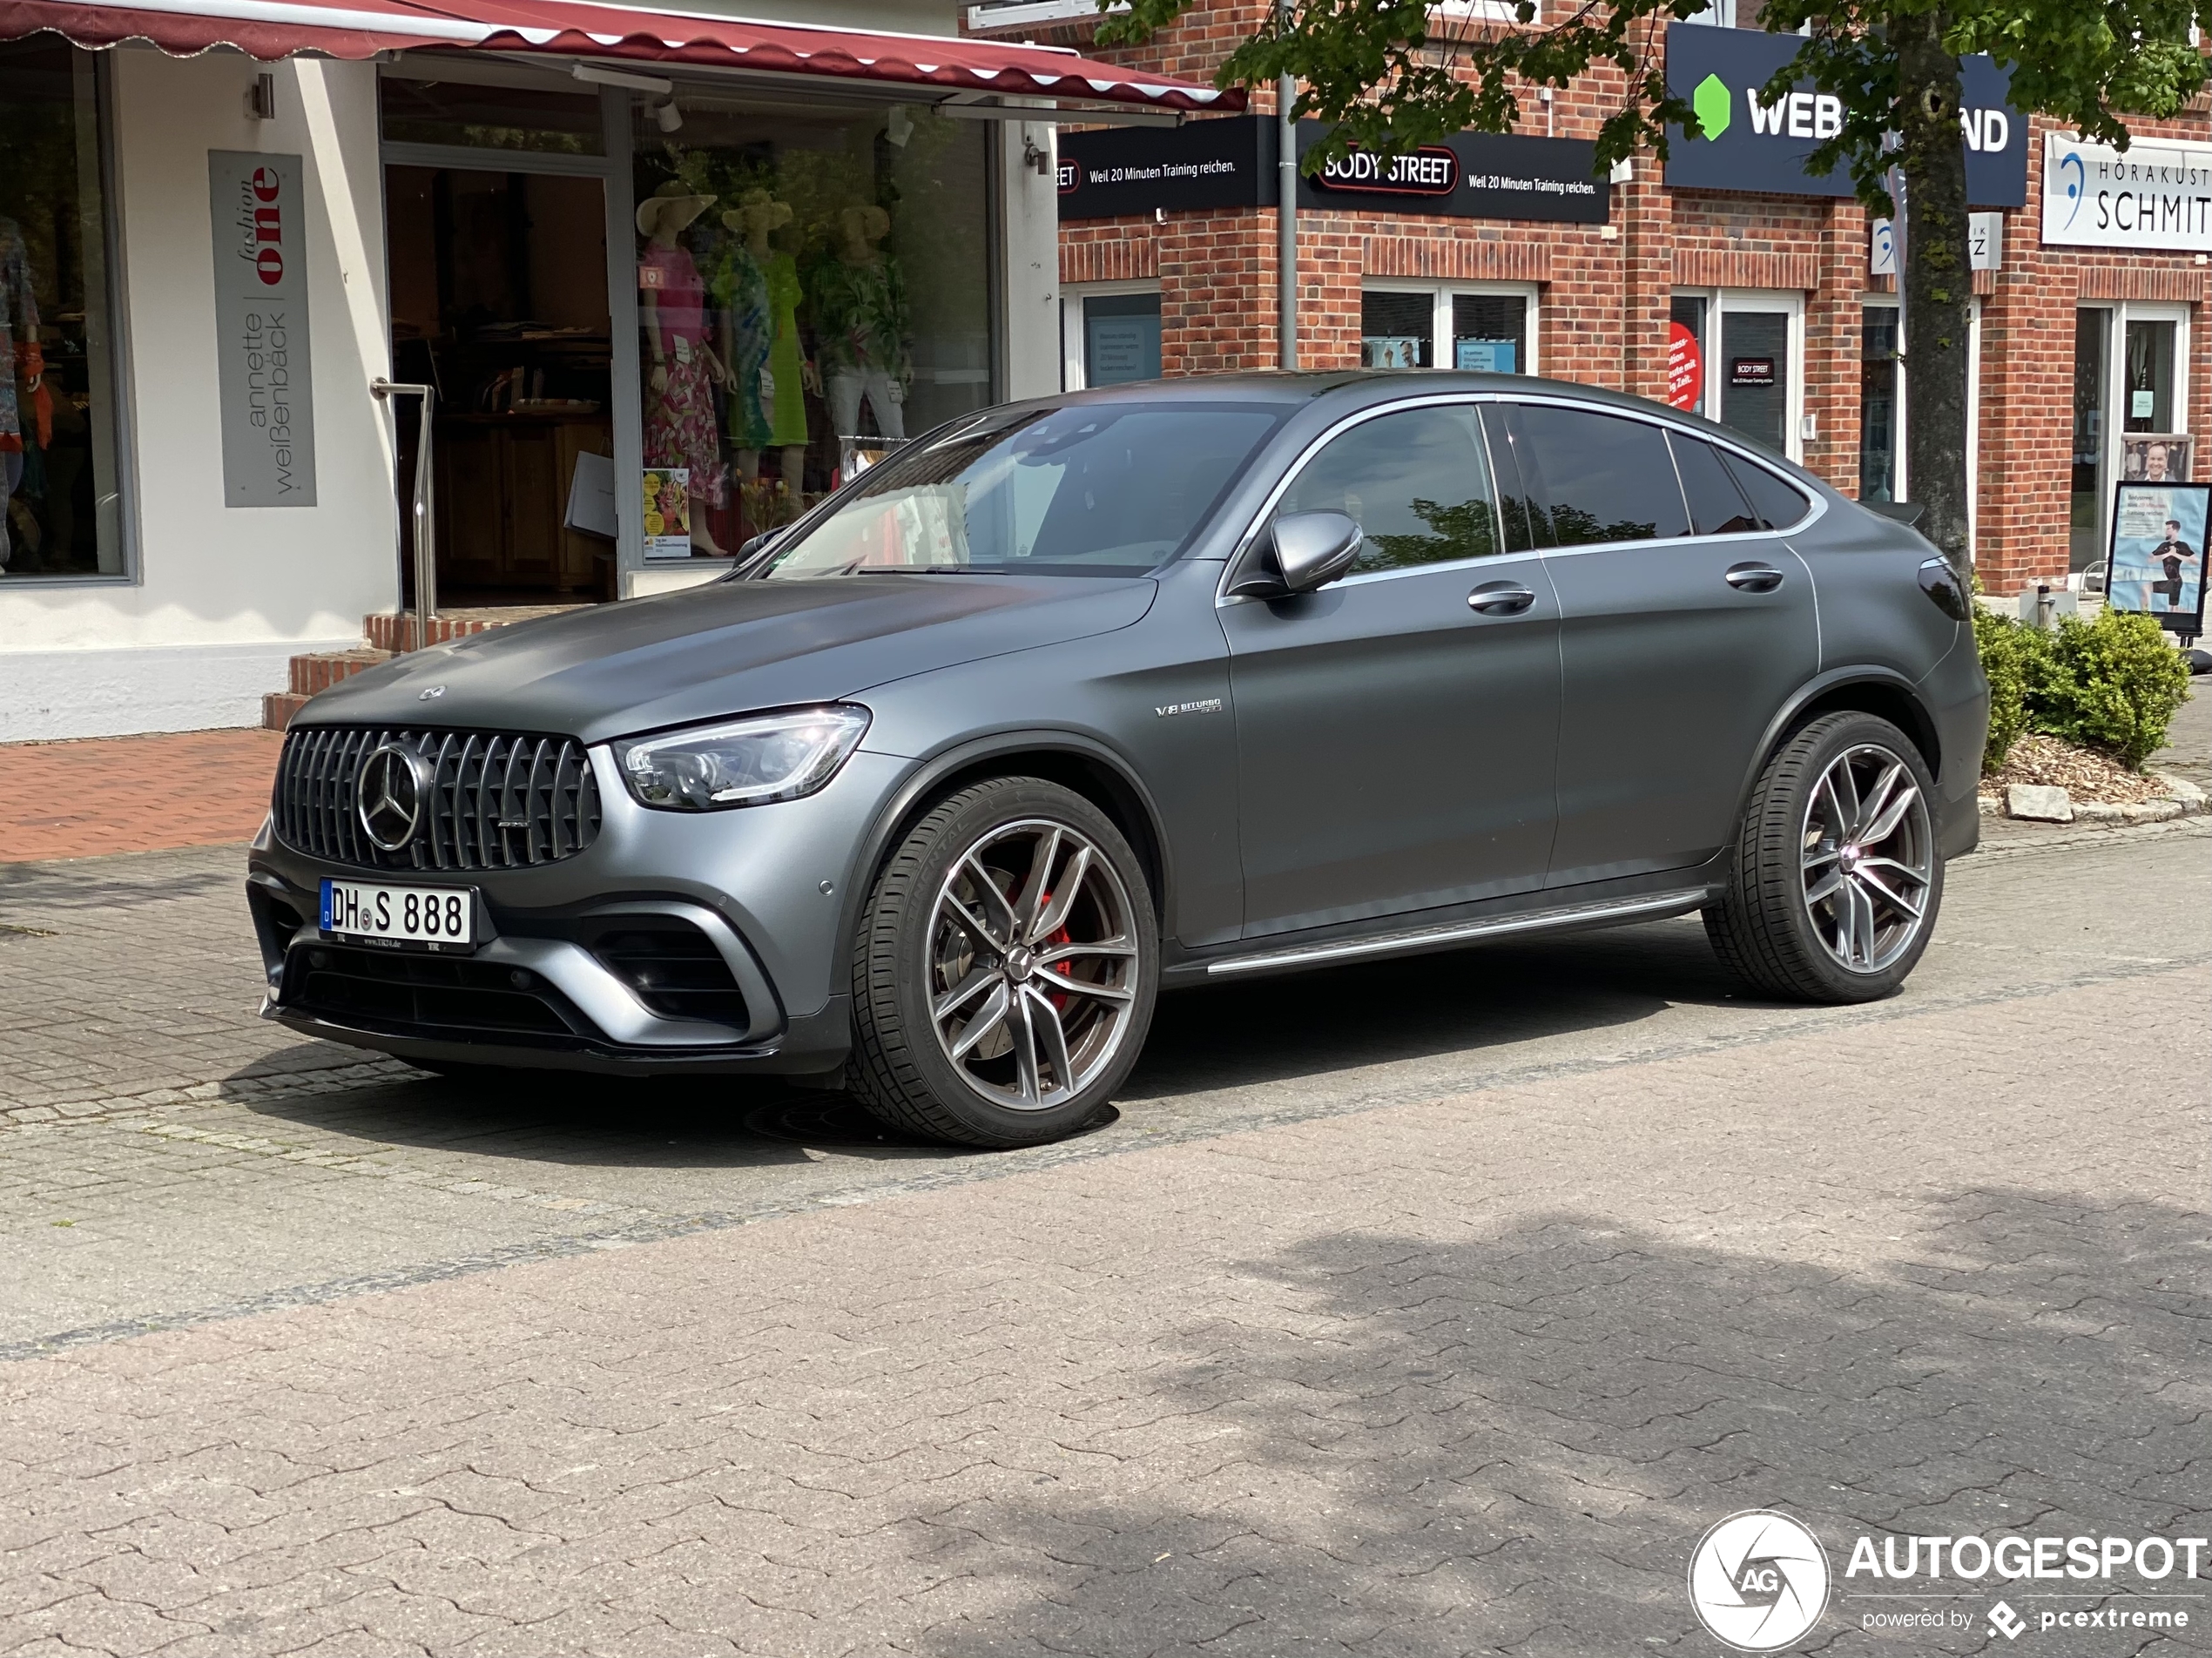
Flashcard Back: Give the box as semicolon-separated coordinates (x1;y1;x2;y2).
2107;481;2209;635
2121;434;2191;483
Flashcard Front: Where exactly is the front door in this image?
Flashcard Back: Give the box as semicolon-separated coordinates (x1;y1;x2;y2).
1220;401;1561;939
1494;401;1821;887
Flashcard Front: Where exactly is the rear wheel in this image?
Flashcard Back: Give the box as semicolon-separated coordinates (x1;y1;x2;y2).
1704;711;1942;1003
849;778;1157;1147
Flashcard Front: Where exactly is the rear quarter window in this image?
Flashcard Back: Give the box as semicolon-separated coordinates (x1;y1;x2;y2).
1718;449;1813;531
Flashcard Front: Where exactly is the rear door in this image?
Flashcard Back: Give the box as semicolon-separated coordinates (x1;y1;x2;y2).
1219;400;1561;938
1496;401;1820;887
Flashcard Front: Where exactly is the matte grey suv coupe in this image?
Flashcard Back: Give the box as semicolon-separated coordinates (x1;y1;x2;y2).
248;373;1986;1146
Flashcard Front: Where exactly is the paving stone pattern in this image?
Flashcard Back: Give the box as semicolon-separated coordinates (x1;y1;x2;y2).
0;821;2205;1656
0;732;283;864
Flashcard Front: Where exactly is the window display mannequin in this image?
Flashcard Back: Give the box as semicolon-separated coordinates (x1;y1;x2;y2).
712;189;812;506
0;213;41;570
637;181;730;556
812;204;910;442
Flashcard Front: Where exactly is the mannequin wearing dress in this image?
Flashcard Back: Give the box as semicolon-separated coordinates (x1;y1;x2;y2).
637;183;730;556
714;190;813;505
812;205;910;442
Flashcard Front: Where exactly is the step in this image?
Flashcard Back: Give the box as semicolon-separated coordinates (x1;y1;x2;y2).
288;648;392;696
365;604;585;654
261;691;310;731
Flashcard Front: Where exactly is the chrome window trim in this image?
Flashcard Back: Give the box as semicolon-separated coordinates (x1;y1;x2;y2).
1217;388;1827;605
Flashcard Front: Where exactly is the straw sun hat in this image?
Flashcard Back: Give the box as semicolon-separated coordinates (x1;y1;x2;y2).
637;180;716;239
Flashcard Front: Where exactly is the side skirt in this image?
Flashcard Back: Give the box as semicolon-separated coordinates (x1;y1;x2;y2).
1194;886;1716;981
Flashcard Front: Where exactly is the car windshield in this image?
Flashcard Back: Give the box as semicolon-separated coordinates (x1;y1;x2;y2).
760;402;1283;579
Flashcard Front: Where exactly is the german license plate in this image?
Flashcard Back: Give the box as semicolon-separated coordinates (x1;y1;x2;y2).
319;878;475;950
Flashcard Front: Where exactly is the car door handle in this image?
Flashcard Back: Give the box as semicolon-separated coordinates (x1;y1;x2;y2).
1467;582;1537;615
1724;563;1786;593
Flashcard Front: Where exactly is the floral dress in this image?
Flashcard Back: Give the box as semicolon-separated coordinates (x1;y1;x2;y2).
0;217;39;459
640;240;726;508
708;240;774;453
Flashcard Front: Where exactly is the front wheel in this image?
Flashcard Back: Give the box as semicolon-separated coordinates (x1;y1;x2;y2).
848;778;1158;1147
1704;711;1943;1003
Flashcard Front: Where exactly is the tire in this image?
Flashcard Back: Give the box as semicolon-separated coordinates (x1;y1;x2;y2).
1703;711;1944;1004
848;777;1158;1148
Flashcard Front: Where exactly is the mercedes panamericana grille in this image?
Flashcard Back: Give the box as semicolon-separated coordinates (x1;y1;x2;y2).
248;374;1988;1146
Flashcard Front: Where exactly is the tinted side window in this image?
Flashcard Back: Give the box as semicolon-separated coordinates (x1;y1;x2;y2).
1670;434;1760;536
1720;450;1813;530
1514;405;1689;546
1278;404;1502;572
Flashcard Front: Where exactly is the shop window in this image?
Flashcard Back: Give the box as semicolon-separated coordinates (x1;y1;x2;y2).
1513;405;1689;545
1363;286;1534;374
1278;405;1501;572
381;77;605;155
1860;303;1900;503
2123;318;2176;435
632;99;991;560
1451;293;1526;373
1084;293;1162;385
1361;291;1434;369
1717;310;1791;455
0;40;125;578
2072;307;2110;570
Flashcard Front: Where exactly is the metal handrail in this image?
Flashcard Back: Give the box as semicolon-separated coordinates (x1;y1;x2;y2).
371;378;436;650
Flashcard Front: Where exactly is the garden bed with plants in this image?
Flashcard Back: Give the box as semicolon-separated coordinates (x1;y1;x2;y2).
1973;606;2199;822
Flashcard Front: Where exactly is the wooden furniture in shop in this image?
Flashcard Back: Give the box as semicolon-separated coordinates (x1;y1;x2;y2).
434;411;616;599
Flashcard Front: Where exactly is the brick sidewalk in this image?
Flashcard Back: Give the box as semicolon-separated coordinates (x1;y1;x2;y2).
0;730;282;862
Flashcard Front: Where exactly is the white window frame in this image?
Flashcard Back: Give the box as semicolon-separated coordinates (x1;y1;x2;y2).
2067;298;2186;571
1060;278;1162;392
1359;280;1541;376
1671;286;1806;463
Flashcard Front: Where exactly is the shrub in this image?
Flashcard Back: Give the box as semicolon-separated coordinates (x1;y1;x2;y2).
2033;609;2193;769
1973;607;2032;774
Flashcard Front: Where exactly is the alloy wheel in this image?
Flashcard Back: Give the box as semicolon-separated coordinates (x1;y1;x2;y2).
926;819;1140;1111
1799;743;1934;974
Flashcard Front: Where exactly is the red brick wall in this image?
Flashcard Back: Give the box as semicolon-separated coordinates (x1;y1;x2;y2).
1029;3;2211;590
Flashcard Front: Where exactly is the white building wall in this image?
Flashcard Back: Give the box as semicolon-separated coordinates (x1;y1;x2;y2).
0;50;395;741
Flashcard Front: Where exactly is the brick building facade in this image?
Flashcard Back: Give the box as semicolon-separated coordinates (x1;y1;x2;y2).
984;1;2211;596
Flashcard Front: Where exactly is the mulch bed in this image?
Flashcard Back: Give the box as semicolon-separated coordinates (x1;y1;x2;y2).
1987;733;2171;805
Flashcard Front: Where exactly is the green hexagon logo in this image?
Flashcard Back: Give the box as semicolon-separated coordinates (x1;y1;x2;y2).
1692;72;1732;140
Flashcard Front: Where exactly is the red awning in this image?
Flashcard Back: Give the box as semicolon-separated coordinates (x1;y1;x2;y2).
0;0;1238;111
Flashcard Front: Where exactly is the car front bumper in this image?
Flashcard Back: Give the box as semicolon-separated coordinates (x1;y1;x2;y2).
245;745;907;1078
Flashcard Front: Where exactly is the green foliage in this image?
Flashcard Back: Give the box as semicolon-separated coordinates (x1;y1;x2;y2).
1974;608;2192;772
2035;610;2194;770
1973;606;2032;774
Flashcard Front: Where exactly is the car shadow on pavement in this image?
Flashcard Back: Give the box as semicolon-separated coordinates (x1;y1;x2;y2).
1131;916;1754;1097
899;1185;2206;1656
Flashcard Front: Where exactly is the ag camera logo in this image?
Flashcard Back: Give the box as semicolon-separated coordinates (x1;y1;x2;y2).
1689;1511;1831;1651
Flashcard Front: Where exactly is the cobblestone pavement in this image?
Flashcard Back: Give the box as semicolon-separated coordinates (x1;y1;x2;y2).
0;827;2205;1656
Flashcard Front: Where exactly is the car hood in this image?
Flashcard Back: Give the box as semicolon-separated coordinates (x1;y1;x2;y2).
298;574;1157;744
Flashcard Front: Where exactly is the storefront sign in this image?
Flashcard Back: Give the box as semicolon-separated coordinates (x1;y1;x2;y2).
208;151;316;507
1870;211;2005;273
1729;356;1776;388
1296;125;1609;223
1058;116;1609;223
2042;131;2212;250
1058;117;1272;219
1663;26;2027;208
1667;320;1703;409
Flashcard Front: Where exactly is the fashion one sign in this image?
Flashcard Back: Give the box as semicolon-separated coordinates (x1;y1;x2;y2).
2042;131;2212;250
208;150;316;507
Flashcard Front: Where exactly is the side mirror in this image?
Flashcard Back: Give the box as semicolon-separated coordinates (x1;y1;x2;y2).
1228;510;1364;598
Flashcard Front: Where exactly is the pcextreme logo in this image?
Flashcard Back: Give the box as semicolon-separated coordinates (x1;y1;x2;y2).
1688;1511;1831;1652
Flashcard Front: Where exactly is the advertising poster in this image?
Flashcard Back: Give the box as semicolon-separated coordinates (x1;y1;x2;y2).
2121;434;2190;483
208;150;316;507
2107;481;2209;633
642;467;693;559
1667;321;1703;408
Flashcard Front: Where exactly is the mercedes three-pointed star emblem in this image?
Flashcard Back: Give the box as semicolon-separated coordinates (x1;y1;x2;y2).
355;741;432;853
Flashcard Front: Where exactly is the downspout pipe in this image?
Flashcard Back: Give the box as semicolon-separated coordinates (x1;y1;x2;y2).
1278;64;1297;369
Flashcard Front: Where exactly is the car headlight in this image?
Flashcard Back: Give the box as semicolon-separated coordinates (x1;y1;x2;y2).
615;704;872;812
